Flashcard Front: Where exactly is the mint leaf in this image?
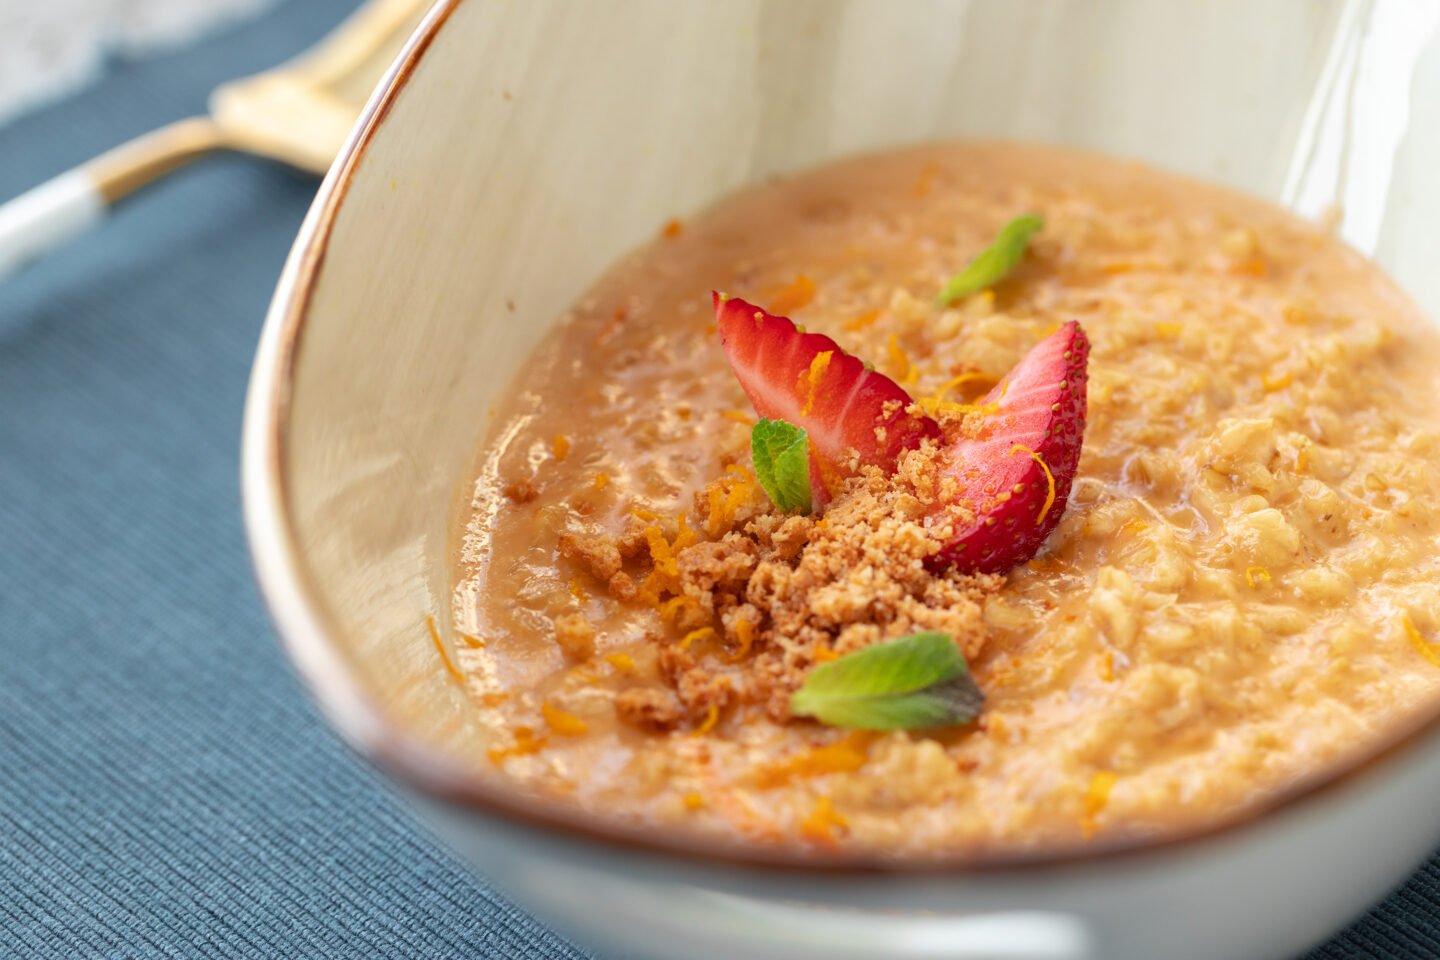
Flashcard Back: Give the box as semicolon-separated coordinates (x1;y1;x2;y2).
752;418;813;514
790;632;983;730
936;213;1044;306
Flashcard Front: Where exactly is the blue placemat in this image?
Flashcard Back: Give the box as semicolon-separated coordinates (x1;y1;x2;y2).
0;3;1435;958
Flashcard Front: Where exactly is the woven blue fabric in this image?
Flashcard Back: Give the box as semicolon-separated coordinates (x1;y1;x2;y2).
0;3;1434;958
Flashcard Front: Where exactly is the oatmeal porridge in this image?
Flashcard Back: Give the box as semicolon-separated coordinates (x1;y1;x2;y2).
448;142;1440;856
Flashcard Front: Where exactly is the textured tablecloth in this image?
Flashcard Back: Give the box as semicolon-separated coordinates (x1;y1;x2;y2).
0;2;1436;957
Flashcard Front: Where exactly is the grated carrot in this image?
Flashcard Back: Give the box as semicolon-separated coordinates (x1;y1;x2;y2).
542;701;589;736
552;434;571;462
425;616;464;684
769;274;816;315
811;641;840;664
591;472;609;490
681;792;705;811
569;577;588;602
480;692;510;707
1296;444;1311;475
721;408;757;426
1098;650;1115;682
1403;615;1440;669
1245;566;1272;588
459;633;486;649
798;351;834;416
1153;322;1184;338
1009;445;1057;525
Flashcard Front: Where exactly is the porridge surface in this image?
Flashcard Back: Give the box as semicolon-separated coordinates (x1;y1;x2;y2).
452;142;1440;856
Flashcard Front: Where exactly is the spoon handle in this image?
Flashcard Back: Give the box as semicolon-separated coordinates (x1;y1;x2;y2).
0;117;224;281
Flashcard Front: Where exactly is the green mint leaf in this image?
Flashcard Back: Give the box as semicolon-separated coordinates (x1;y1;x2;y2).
751;418;813;514
936;213;1044;306
790;632;984;730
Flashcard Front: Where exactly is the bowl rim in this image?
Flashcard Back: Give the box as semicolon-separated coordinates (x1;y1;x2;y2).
242;0;1440;875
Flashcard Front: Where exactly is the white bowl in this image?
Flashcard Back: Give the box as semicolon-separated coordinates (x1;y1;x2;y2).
242;2;1440;958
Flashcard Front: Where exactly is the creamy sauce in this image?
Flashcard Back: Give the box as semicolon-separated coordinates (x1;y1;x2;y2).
453;142;1440;856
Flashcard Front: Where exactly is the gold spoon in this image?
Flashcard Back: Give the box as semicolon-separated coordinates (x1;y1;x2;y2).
0;0;432;280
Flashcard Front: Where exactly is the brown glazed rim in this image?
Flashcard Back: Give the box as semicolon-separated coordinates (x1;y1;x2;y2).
245;0;1440;875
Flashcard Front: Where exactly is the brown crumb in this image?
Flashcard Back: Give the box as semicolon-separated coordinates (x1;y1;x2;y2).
553;612;596;660
503;480;538;503
587;440;1000;726
616;687;684;731
607;571;638;600
558;532;623;582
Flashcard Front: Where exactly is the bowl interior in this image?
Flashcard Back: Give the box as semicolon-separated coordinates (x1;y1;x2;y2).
254;0;1440;842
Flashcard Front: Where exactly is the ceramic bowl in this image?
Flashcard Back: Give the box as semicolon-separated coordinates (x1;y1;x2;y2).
242;2;1440;958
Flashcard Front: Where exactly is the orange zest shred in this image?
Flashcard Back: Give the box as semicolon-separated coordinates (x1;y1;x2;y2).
592;472;609;490
1081;770;1117;837
798;350;834;417
800;795;849;846
661;218;683;238
769;273;816;315
725;617;757;662
1403;615;1440;669
843;308;883;332
755;733;872;789
659;595;701;624
886;334;917;386
1245;565;1272;588
703;466;757;539
1296;444;1311;475
542;701;589;736
1227;256;1268;277
552;434;571;461
679;627;718;651
1009;444;1057;525
459;633;486;649
568;577;588;602
1153;322;1184;337
721;408;757;426
425;616;464;684
1098;649;1115;682
604;652;636;673
681;792;705;811
692;703;721;737
1262;371;1293;392
1118;517;1148;536
811;641;840;663
480;692;510;707
487;726;547;765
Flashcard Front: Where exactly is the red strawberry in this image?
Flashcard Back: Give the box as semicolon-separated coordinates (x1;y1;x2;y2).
933;321;1089;573
714;293;941;501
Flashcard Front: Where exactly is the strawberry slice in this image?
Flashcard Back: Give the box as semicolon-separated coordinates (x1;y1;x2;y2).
933;321;1089;573
715;293;941;500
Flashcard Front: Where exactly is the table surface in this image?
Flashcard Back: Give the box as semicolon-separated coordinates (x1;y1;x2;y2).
1;2;1437;957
